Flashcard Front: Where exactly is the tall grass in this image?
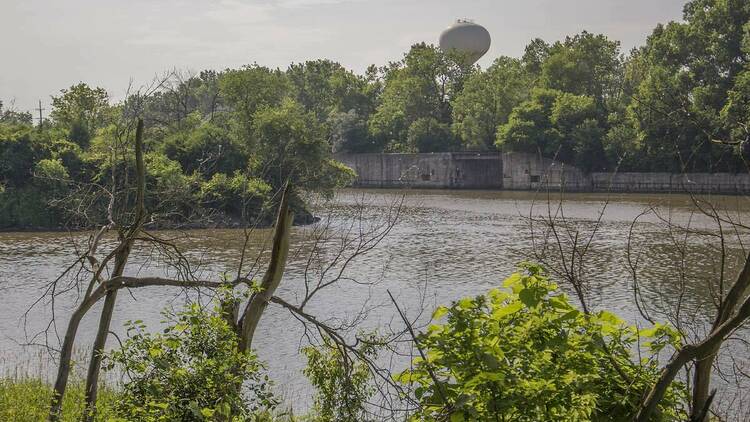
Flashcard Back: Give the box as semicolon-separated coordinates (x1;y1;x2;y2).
0;349;302;421
0;378;119;421
0;345;118;420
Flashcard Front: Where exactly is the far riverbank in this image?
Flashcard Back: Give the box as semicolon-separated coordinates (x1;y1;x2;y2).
336;152;750;194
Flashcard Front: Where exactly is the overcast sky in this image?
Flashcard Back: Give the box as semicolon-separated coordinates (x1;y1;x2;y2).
1;0;687;114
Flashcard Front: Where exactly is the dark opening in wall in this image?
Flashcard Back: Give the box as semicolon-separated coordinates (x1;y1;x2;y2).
530;175;541;183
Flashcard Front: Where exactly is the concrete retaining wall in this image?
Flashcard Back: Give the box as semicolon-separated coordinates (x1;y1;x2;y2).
335;152;750;194
501;152;590;191
335;152;503;189
591;172;750;194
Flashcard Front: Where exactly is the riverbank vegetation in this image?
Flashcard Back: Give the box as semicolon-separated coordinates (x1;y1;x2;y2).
2;265;690;421
2;0;748;229
0;76;355;230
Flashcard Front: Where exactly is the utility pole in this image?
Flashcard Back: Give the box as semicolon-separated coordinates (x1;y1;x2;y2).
36;100;45;129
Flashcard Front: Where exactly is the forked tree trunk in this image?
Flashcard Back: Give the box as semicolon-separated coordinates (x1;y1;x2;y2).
81;251;129;421
635;258;750;421
691;355;717;421
48;291;107;420
238;183;293;352
47;278;224;420
82;118;146;422
690;256;750;421
48;119;146;422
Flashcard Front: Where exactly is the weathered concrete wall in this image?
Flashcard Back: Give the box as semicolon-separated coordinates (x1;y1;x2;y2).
336;152;750;194
591;172;750;194
501;152;591;191
335;152;503;189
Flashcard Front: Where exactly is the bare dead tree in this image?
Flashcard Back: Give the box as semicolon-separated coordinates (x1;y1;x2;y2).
81;116;146;419
47;156;291;420
524;147;621;314
624;87;750;420
39;144;408;421
266;190;417;419
627;195;750;422
520;136;750;421
633;257;750;421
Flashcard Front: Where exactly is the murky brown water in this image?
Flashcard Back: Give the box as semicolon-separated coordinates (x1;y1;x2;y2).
1;189;749;415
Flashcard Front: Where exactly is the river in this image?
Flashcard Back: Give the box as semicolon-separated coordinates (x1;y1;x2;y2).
1;189;749;417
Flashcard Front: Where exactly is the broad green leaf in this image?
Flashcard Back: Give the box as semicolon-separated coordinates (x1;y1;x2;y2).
502;273;522;288
432;306;449;320
492;301;523;319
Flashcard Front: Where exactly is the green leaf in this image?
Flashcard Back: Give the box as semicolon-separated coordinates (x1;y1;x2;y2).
457;297;474;310
549;295;571;310
432;306;449;320
518;288;541;307
502;273;521;288
488;288;510;304
492;301;523;319
559;309;580;321
450;411;466;422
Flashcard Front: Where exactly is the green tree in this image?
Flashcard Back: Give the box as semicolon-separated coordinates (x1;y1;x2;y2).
50;83;111;148
497;88;559;155
328;109;378;153
251;98;354;194
398;264;687;421
407;117;457;152
143;70;225;128
0;125;40;187
522;38;551;78
220;65;291;140
623;0;750;171
0;101;33;126
540;31;623;110
369;43;473;151
104;296;276;421
722;69;750;158
452;57;532;150
287;59;375;121
160;112;245;176
497;89;607;171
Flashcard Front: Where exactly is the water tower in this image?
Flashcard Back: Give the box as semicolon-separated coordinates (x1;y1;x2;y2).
439;19;491;65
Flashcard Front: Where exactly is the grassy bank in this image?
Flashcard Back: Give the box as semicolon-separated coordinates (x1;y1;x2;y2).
0;378;301;421
0;378;119;421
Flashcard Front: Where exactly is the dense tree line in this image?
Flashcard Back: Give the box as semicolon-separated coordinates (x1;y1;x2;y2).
0;68;357;229
1;0;748;229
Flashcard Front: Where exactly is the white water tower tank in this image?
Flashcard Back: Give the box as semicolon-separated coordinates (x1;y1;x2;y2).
439;19;491;64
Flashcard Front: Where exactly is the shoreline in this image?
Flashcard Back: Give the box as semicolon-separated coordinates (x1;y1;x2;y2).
0;213;320;234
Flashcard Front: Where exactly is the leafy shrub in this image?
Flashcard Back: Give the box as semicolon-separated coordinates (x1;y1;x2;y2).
145;152;199;218
104;296;277;421
0;125;39;187
34;158;70;182
398;263;687;421
328;110;375;153
48;139;87;180
199;171;272;217
160;113;246;176
303;336;376;422
0;186;62;229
